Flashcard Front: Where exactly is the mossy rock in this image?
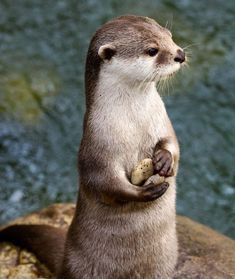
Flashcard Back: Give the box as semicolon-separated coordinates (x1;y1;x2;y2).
0;203;235;279
0;204;74;279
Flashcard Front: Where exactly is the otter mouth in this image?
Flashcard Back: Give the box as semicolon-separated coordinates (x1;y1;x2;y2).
156;63;182;80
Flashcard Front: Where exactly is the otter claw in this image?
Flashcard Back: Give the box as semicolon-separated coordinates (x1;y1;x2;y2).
153;149;174;177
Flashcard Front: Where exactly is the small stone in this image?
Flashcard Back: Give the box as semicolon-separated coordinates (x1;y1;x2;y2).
131;158;154;185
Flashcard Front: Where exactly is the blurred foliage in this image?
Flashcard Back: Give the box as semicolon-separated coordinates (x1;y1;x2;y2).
0;64;59;123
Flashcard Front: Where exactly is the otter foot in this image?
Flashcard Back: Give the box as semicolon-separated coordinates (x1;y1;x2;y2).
140;182;169;202
153;149;174;177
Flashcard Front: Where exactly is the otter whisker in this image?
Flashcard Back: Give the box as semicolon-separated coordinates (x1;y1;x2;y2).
137;70;156;93
165;14;174;32
182;42;199;50
142;71;156;93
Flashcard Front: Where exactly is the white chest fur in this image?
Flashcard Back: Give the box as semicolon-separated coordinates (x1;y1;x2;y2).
90;72;171;159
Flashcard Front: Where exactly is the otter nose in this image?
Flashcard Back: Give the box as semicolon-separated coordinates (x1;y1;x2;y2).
174;49;185;63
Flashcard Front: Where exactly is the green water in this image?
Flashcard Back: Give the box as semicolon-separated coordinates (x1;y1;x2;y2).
0;0;234;238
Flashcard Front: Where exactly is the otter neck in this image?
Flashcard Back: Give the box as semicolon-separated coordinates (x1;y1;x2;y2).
92;69;158;109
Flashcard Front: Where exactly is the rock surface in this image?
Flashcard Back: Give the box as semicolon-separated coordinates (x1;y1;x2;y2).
0;204;74;279
175;216;235;279
0;203;235;279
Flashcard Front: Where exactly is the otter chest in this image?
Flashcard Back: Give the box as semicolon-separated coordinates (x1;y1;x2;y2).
91;89;170;163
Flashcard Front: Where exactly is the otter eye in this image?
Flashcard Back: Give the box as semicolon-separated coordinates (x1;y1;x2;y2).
147;48;158;57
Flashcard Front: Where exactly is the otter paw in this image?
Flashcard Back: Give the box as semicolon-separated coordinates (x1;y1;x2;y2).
141;182;169;202
153;149;174;177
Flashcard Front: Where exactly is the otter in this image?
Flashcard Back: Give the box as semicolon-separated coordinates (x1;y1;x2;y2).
0;15;185;279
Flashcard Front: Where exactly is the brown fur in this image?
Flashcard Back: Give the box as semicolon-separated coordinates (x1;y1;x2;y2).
0;15;184;279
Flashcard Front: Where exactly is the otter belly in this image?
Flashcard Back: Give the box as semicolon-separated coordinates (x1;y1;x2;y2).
64;184;177;279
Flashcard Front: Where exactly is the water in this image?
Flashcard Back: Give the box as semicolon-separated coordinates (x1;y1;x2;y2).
0;0;234;238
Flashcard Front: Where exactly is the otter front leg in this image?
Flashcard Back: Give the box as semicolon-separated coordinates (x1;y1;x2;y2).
80;165;169;205
79;153;170;204
98;177;169;204
153;139;178;177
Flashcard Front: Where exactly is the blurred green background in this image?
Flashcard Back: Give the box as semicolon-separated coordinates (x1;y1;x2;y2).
0;0;234;238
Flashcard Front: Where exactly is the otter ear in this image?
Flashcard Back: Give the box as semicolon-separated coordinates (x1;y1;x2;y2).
98;44;116;61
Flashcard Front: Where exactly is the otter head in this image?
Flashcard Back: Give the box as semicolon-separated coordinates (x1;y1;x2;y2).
87;15;185;88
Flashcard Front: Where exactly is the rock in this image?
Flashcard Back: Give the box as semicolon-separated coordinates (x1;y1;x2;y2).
131;158;165;186
0;204;75;279
0;203;235;279
174;216;235;279
131;158;154;185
